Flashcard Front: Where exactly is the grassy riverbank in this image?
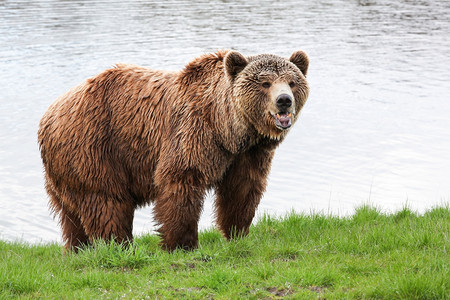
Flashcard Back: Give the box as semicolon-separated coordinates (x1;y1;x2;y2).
1;205;448;299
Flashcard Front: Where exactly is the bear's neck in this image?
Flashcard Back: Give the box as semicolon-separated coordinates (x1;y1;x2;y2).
177;51;260;154
213;91;259;154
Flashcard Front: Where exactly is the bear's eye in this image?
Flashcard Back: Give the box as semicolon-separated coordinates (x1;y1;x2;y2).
262;82;271;88
289;81;295;88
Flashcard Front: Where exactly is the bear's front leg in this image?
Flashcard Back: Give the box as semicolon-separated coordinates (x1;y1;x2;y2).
153;172;205;251
215;147;275;239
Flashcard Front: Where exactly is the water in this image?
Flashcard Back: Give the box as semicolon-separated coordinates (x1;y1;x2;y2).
1;0;449;244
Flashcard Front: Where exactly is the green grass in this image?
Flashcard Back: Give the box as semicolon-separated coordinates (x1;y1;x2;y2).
1;205;448;299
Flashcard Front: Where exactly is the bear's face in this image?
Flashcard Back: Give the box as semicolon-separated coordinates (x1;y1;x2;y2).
224;50;309;140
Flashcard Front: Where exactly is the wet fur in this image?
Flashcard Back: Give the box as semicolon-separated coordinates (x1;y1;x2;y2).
38;50;309;251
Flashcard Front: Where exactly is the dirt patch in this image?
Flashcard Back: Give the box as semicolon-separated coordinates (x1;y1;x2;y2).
267;287;294;297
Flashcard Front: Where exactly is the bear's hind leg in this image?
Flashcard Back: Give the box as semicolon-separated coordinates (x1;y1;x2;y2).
47;186;90;252
60;206;90;252
80;193;135;246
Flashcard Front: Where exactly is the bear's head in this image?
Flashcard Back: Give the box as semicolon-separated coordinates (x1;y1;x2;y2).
224;50;309;140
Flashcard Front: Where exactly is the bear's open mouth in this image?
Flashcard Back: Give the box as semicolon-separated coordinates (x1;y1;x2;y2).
272;112;292;130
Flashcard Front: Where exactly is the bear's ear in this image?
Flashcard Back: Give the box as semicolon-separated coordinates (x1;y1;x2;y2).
224;51;248;81
289;50;309;76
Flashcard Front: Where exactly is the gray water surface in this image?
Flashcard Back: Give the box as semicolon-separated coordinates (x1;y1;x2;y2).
1;0;449;243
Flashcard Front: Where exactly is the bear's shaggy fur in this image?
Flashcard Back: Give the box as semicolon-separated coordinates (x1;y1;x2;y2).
38;50;309;251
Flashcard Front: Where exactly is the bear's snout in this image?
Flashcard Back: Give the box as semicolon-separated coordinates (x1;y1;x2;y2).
276;94;292;111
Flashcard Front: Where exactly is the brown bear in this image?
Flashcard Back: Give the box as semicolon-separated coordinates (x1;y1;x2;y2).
38;50;309;251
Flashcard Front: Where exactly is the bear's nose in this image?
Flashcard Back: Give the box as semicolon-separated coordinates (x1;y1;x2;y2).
276;94;292;111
